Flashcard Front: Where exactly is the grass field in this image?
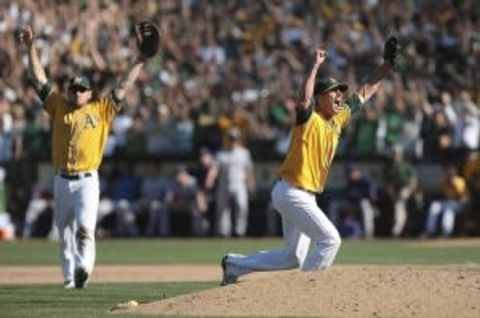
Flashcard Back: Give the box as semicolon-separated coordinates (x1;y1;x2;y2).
1;238;480;318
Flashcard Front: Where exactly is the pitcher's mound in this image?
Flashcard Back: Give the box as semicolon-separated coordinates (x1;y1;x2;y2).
114;265;480;318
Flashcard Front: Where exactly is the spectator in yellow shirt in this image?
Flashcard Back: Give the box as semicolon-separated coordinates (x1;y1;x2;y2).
424;166;469;237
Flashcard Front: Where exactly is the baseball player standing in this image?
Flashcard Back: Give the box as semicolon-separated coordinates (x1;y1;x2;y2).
221;39;398;285
18;22;159;289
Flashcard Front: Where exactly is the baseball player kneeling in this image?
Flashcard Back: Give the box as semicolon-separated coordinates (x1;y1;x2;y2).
221;38;399;285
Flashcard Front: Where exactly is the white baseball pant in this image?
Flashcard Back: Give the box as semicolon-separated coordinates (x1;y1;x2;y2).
226;180;341;277
54;171;99;283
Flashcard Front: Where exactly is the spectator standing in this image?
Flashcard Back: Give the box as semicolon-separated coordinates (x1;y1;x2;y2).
0;95;13;162
384;146;417;237
329;165;379;238
215;128;255;237
345;166;379;238
377;97;408;156
191;148;218;235
165;166;208;236
348;107;379;158
138;162;169;237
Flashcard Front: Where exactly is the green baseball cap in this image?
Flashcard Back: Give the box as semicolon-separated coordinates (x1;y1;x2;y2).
69;76;91;90
314;78;348;95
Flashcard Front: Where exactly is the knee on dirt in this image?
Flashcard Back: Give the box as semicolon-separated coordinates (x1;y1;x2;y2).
317;231;342;269
323;230;341;252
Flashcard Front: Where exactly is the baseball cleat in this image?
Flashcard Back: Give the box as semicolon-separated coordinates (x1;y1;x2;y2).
74;267;89;289
221;255;238;286
63;280;75;289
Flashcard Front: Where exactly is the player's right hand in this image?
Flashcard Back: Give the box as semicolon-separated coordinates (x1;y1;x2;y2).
18;26;34;47
315;49;327;65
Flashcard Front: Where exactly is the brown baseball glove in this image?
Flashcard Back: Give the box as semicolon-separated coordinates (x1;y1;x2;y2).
135;21;160;59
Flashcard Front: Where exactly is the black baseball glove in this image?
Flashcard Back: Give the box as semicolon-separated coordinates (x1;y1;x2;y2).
383;36;399;67
135;21;160;59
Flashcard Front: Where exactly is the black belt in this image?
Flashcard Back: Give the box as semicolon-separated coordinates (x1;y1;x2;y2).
60;172;92;180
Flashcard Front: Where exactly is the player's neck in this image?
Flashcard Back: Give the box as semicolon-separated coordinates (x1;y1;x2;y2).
316;107;334;121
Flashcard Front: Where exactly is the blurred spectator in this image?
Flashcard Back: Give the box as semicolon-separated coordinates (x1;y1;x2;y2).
191;148;218;234
456;91;480;152
165;165;209;236
421;110;456;161
330;165;379;238
108;164;141;237
22;182;53;238
347;106;379;158
377;96;408;156
462;151;480;235
337;209;363;239
0;95;13;162
383;146;417;237
124;113;147;157
0;0;479;161
423;166;469;237
1;0;480;238
0;167;14;240
137;162;169;236
215;128;255;237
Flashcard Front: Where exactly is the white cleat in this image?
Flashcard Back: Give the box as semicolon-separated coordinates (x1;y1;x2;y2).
63;280;75;289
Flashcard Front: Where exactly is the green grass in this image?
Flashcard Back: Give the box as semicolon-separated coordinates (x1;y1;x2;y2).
0;282;216;318
1;238;480;266
1;239;480;318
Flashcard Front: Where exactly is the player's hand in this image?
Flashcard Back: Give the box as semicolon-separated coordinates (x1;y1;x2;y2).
314;49;327;65
18;26;34;48
383;36;399;67
135;21;160;60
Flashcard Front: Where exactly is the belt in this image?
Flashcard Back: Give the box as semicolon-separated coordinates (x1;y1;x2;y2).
278;179;319;195
59;171;93;180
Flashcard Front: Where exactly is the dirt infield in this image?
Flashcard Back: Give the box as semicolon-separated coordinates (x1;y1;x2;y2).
113;265;480;318
0;265;221;284
3;264;480;317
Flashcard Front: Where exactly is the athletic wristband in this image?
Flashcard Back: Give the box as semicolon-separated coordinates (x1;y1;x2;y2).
38;81;53;101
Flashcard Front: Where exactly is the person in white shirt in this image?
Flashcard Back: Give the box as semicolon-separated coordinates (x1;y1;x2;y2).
215;128;255;237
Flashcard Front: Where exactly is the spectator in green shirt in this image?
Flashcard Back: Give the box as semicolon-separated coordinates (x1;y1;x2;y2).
383;146;417;237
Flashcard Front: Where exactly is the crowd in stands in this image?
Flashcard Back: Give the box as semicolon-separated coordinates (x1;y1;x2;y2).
0;0;479;239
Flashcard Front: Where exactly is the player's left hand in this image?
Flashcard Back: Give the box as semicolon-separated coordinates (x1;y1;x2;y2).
135;21;160;60
383;36;399;67
384;36;411;73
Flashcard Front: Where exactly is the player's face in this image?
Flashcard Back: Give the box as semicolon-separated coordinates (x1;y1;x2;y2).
68;86;92;107
317;88;344;118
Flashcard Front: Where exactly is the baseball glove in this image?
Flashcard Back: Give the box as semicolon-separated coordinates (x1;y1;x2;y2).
384;36;410;73
383;36;399;66
135;21;160;59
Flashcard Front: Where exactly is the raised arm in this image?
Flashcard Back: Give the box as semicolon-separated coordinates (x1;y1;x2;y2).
349;36;398;112
112;58;144;102
297;49;327;111
18;26;51;97
353;62;393;106
112;21;159;103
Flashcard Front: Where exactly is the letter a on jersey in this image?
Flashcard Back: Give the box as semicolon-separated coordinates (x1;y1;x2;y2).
84;114;98;129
